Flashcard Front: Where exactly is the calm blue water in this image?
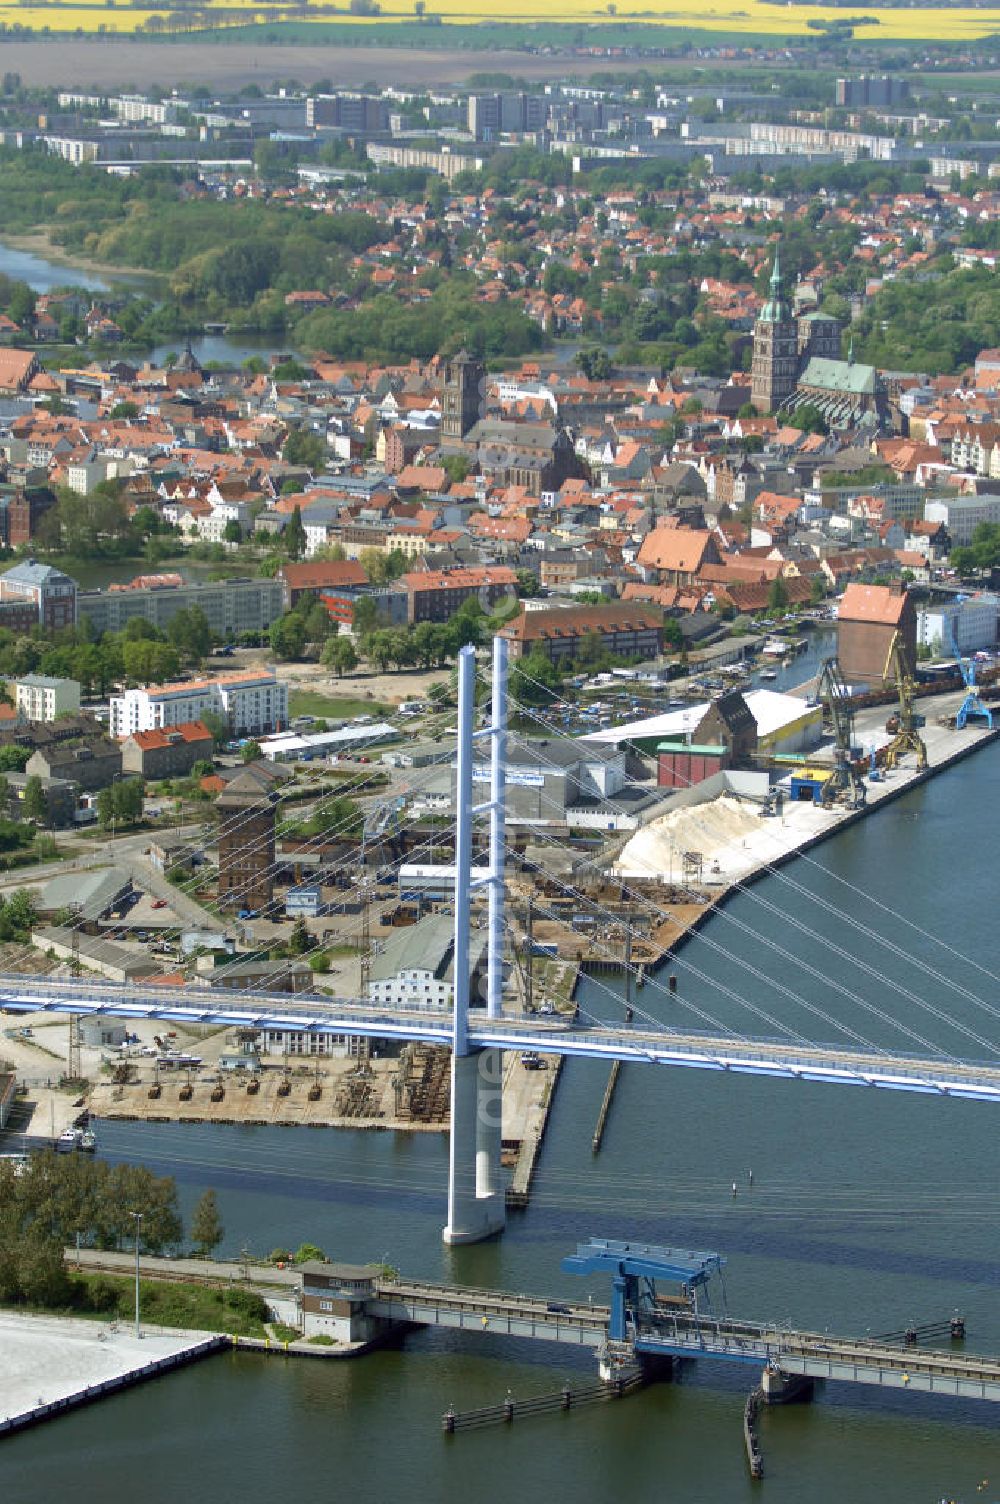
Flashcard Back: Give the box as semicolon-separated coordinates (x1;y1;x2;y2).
0;239;108;292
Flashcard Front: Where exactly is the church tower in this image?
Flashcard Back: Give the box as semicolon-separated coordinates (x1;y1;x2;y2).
440;349;485;445
751;246;798;414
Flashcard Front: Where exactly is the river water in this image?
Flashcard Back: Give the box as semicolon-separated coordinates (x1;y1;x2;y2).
3;738;998;1502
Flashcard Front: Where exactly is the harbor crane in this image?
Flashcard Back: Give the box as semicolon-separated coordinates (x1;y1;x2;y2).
816;657;867;808
946;618;993;731
882;631;928;771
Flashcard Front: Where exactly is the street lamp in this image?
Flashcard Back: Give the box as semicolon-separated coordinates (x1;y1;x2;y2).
110;772;121;843
130;1210;143;1340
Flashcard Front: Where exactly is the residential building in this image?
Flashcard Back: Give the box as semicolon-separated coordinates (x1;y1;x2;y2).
401;566;517;624
917;597;1000;655
109;669;288;740
498;602;664;664
25;725;122;792
924;493;1000;547
0;559;76;630
278;560;368;610
637;526;722;584
7;488;57;546
15;674;80;723
0;348;40;395
120;721;214;779
76;575;284;638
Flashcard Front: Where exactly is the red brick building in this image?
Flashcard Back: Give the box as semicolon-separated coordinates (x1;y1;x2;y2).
837;583;916;685
499;602;663;664
401;566;517;625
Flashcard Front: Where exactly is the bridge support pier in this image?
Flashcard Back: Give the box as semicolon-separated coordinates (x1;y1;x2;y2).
443;1048;505;1245
761;1366;815;1405
443;641;507;1247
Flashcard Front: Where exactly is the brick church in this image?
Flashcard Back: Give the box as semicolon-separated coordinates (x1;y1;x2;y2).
751;247;886;429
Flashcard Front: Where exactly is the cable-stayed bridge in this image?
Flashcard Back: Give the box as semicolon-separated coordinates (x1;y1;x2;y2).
3;974;1000;1103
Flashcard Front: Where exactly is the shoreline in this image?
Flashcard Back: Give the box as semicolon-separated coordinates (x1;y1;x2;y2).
626;693;1000;976
0;231;157;287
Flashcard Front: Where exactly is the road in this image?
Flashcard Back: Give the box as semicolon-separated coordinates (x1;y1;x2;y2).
3;975;1000;1101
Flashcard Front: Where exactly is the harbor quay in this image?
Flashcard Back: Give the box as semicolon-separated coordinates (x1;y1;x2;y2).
0;1311;224;1437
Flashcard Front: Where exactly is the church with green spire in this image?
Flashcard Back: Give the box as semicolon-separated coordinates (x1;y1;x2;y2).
751;245;885;427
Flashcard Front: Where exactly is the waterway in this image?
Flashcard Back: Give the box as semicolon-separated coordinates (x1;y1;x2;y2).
3;740;998;1502
0;239;109;294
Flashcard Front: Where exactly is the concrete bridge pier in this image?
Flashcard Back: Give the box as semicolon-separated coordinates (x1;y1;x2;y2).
443;1047;505;1246
443;641;508;1247
762;1364;815;1404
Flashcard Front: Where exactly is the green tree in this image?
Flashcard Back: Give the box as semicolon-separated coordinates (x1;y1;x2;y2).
190;1188;224;1258
322;636;358;677
288;916;310;955
201;710;229;749
283;430;325;471
768;577;790;613
304;600;333;646
242;740;263;764
0;746;28;773
285;505;306;562
269;613;307;661
351;595;379;635
22;774;46;826
223;519;243;544
510;648;563;706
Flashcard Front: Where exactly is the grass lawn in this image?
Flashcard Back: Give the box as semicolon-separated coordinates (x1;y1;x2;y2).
6;1272;271;1338
288;691;390;721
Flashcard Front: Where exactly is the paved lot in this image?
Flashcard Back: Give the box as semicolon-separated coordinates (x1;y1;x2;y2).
0;1312;212;1423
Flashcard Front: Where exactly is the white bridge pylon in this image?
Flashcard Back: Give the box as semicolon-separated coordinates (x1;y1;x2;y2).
444;639;508;1245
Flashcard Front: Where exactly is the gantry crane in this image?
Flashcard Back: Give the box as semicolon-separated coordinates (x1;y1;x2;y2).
816;657;867;808
882;631;927;771
947;618;993;731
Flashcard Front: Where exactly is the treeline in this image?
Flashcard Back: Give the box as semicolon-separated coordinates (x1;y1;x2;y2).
853;261;1000;373
295;279;543;363
0;1152;183;1308
2;604;214;694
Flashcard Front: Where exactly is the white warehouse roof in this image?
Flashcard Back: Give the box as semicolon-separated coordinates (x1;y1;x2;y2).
583;690;817;747
259;723;398;760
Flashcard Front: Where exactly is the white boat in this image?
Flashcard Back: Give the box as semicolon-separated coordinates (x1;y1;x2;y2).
759;669;778;682
79;1128;96;1152
761;638;787;657
56;1128;80;1153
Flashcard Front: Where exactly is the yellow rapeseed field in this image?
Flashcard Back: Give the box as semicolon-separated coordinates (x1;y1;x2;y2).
0;0;998;40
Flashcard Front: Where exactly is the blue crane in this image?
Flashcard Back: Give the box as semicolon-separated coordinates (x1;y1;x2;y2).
946;618;993;731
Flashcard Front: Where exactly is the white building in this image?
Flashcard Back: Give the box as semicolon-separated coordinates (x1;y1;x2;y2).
109;668;288;739
367;913;485;1011
917;597;1000;654
15;674;80;722
924;494;1000;547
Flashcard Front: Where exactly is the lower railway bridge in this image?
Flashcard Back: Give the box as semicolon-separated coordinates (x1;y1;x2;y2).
337;1239;1000;1408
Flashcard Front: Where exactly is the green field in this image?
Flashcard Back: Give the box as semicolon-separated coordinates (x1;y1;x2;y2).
288;690;391;721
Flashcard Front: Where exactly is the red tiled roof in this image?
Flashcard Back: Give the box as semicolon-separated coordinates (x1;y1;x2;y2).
125;720;213;750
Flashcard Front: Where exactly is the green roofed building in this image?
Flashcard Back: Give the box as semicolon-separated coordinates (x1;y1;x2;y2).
752;246;887;428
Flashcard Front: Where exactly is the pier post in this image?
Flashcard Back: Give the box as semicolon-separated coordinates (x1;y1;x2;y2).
443;642;506;1245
